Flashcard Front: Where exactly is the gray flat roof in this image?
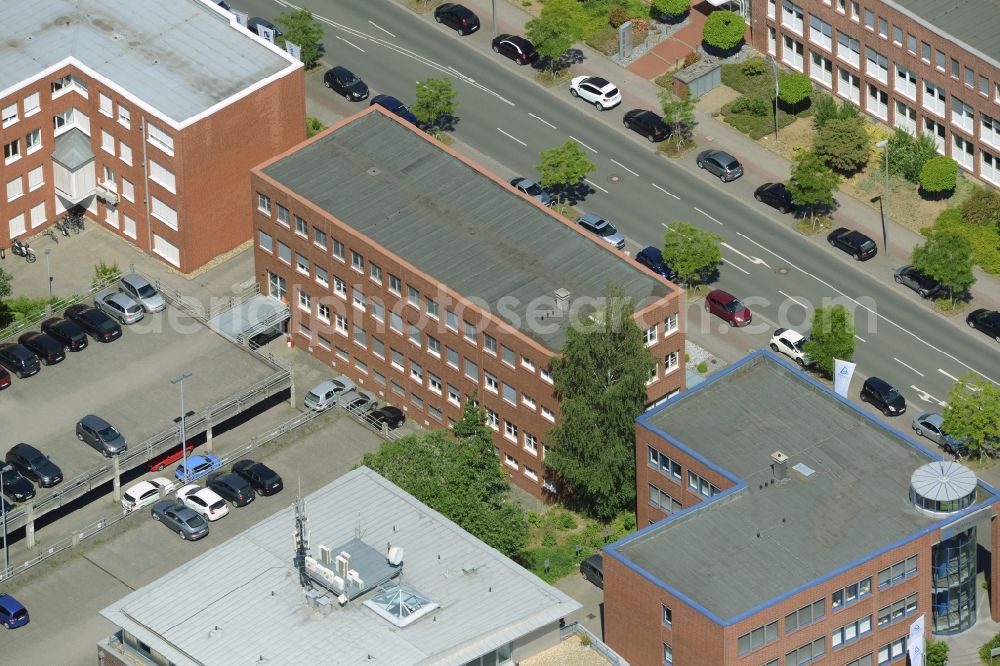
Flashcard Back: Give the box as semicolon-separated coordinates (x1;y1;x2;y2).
0;0;296;124
261;111;672;351
613;352;996;622
888;0;1000;65
101;467;579;666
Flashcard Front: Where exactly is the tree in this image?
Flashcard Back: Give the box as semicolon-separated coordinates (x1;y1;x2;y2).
920;155;958;198
535;140;596;202
652;0;690;22
942;373;1000;461
885;129;938;183
786;150;839;228
660;221;723;286
961;186;1000;226
812;93;860;130
802;305;855;377
658;91;697;150
912;229;975;302
778;72;812;113
545;285;656;522
701;10;746;52
526;0;584;73
0;266;12;301
926;640;948;666
411;77;459;133
275;8;324;68
812;117;871;174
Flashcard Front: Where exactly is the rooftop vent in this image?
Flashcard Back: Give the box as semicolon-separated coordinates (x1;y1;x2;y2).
554;288;571;313
367;167;380;177
771;451;788;480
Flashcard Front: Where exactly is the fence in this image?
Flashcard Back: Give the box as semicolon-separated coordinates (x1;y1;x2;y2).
559;622;630;666
0;273;122;343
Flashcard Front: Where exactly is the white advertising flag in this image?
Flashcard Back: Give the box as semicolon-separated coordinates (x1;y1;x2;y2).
258;25;276;43
285;40;302;61
232;10;248;27
833;359;856;397
908;614;925;666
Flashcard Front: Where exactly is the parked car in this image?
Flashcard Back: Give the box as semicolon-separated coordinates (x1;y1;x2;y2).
576;213;626;250
120;273;166;313
175;453;223;483
580;553;604;589
370;94;421;127
827;227;877;261
206;472;255;507
697;149;743;182
148;442;195;472
569;76;622;111
232;459;283;495
705;289;752;327
0;593;29;629
0;344;40;379
0;466;35;503
912;412;967;455
178;484;229;521
491;34;537;64
433;3;480;35
121;477;176;513
754;182;795;213
76;414;127;457
769;328;812;366
247;16;283;38
94;288;144;325
40;317;88;351
64;304;121;342
966;308;1000;342
635;246;676;281
151;499;209;541
17;332;65;365
6;443;61;488
509;177;554;207
304;374;356;411
0;368;9;391
323;66;369;101
623;109;669;142
860;377;906;416
368;406;406;430
893;265;943;298
343;390;378;415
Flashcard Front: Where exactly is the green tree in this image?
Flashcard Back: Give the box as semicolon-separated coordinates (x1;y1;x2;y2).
92;259;121;289
942;373;1000;461
660;221;723;286
812;93;860;130
305;116;326;138
535;140;596;202
652;0;690;21
411;77;459;133
813;116;871;174
912;229;975;303
701;10;746;51
275;8;324;68
885;129;939;183
526;0;584;73
545;285;656;522
926;640;948;666
961;186;1000;226
778;72;812;113
920;155;959;198
802;305;855;377
658;91;697;150
0;266;12;301
786;150;839;228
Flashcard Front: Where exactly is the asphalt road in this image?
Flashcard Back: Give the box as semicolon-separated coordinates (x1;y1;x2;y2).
241;0;999;415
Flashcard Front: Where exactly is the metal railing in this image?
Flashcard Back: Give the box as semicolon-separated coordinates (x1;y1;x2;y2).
0;274;121;343
559;623;630;665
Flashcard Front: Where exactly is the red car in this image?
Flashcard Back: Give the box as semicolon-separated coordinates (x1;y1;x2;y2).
0;368;10;390
148;443;195;472
705;289;752;327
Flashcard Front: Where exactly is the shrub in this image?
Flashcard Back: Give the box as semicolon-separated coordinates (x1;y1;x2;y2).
885;129;938;183
558;511;577;529
652;0;690;20
683;51;701;67
813;117;871;174
980;633;1000;664
812;94;839;129
702;10;746;51
741;59;766;76
748;96;769;116
778;72;812;109
696;361;708;373
961;187;1000;226
920;155;958;197
929;207;1000;275
609;5;629;27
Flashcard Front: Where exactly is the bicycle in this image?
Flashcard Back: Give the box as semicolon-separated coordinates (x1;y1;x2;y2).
62;207;85;234
43;228;58;244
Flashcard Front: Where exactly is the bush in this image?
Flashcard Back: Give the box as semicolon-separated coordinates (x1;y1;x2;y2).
541;532;557;547
557;511;578;529
812;94;839;129
609;5;629;27
729;95;768;117
920;155;958;197
980;633;1000;664
741;59;766;76
652;0;690;20
885;129;939;183
702;10;745;51
778;72;812;109
961;187;1000;226
683;51;701;67
929;207;1000;275
813;117;871;174
696;361;708;373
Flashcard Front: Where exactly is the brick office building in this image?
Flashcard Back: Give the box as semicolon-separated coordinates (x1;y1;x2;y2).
0;0;304;272
753;0;1000;188
251;108;685;498
606;351;1000;665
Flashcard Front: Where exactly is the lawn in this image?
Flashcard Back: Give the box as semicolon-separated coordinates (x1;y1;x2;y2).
519;507;636;583
719;61;814;140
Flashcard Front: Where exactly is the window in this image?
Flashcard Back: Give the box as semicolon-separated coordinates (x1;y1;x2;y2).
351;251;364;272
353;287;365;310
391;349;404;370
767;0;775;19
497;346;513;367
504;452;517;469
952;96;974;132
877;556;917;589
649;483;682;514
688;471;720;497
809;15;832;50
665;351;679;373
402;285;418;307
846;656;873;666
878;17;887;38
663;642;673;665
895;101;916;135
334;277;347;300
648;446;683;481
446;347;459;368
447;384;461;406
408;323;421;346
390;312;403;333
485;371;499;393
782;35;804;71
465;358;479;382
294;216;307;237
409;360;423;382
738;621;779;656
936;49;946;71
429;372;442;394
836;0;844;12
299;322;312;339
906;33;916;53
23;92;39;116
372;336;384;358
866;48;888;84
524;432;537;453
810;52;833;88
878;636;907;665
644;325;657;345
463;320;476;343
892;25;902;45
27;166;43;191
391;381;405;397
150;196;177;229
924;117;946;153
867;84;888;120
333;239;345;260
298;290;311;311
850;0;859;20
103;164;117;185
147;159;177;192
785;637;825;665
486;409;498;429
831;576;872;609
521;393;536;410
521;356;535;371
781;0;803;34
336;347;350;362
317;303;330;322
921;41;931;62
768;25;777;56
369;262;382;284
317;335;332;350
838;68;861;104
504;421;518;442
371;300;383;320
118;105;130;128
445;310;458;331
99;92;113;116
878;593;918;628
4;139;20;163
785;599;824;633
296;253;309;276
895;65;917;100
864;8;874;29
258;229;273;252
389;274;401;294
950;58;960;79
503;383;517;405
410;394;423;409
2;103;18;127
119;141;132;165
314;227;327;249
428;335;440;356
983;114;1000;149
541;406;555;422
257;192;271;214
524;467;538;481
335;313;348;336
426;297;439;318
837;32;860;66
662;605;672;626
965;66;974;88
923;80;946;116
147;123;174;155
6;177;23;202
315;265;329;288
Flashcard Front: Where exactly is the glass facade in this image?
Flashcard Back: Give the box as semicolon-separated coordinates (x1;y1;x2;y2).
932;528;977;634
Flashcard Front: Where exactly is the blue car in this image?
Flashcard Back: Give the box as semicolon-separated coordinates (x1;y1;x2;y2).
635;246;676;281
0;593;29;629
175;453;222;483
370;94;422;128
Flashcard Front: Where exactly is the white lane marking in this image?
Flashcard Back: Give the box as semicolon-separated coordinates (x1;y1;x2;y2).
938;368;959;382
723;259;750;275
694;207;723;225
336;35;365;52
894;357;925;377
721;241;771;268
911;385;947;407
778;290;809;309
496;128;526;147
528;113;556;129
854;335;866;343
570;135;598;154
585;178;609;194
652;183;680;199
610;159;639;177
367;20;395;37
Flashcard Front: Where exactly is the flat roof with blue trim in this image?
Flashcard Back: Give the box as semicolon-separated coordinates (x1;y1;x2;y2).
611;351;999;622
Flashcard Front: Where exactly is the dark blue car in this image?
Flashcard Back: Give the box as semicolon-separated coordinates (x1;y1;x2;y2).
370;94;422;128
0;593;29;629
635;246;676;282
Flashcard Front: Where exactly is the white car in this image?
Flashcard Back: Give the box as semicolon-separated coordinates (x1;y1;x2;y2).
121;477;176;513
177;484;230;521
569;76;622;111
303;374;356;411
769;328;813;366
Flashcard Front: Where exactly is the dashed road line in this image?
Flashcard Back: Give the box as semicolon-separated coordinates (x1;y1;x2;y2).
778;290;809;309
610;159;639;177
652;183;680;199
894;357;925;377
723;259;750;275
367;20;395;37
496;128;526;146
585;178;609;194
938;368;959;382
528;113;556;129
335;35;365;52
570;135;598;153
693;207;723;225
855;335;867;343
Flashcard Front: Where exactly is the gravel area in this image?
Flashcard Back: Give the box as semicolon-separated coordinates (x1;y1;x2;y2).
520;637;615;666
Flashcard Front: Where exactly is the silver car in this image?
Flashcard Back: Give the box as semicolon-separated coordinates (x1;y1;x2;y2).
697;149;744;182
577;213;625;250
509;177;553;207
94;288;144;325
912;412;967;455
304;375;356;411
120;273;166;313
342;389;378;415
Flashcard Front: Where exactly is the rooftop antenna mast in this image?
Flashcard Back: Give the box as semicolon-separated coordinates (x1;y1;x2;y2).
293;494;311;589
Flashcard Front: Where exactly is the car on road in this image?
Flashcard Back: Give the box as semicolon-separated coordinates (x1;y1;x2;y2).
233;459;283;495
580;553;604;589
40;317;88;351
122;477;176;513
120;273;166;313
569;76;622;111
151;500;209;541
323;66;369;101
247;17;283;39
0;368;10;391
148;442;195;472
175;453;223;482
577;213;626;250
705;289;752;327
304;375;356;411
0;344;40;379
370;94;421;127
635;246;676;281
368;406;406;430
0;466;35;503
178;484;229;521
94;288;144;325
0;593;29;629
343;390;378;415
893;265;943;299
64;304;121;342
206;472;255;507
769;328;812;366
17;332;65;365
966;308;1000;342
827;227;877;261
491;34;537;64
6;443;61;488
912;412;967;455
434;3;480;35
509;177;554;207
76;414;127;457
697;149;744;182
753;182;795;213
623;109;669;142
860;377;906;416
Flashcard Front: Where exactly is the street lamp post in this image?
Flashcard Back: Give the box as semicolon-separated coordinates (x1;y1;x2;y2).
767;55;779;141
491;0;496;36
171;373;192;483
44;249;52;299
875;139;890;252
1;464;11;576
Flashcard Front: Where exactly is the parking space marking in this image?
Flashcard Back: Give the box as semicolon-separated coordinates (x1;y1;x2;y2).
894;357;925;377
610;159;639;177
570;135;598;153
694;206;723;225
335;35;365;52
496;128;526;146
367;20;395;37
585;178;609;194
652;183;680;199
528;113;556;129
778;290;809;309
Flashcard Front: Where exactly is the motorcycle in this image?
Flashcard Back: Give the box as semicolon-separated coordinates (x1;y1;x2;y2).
11;238;36;263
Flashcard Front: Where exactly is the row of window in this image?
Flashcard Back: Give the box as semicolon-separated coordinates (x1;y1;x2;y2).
647;446;721;501
745;620;905;665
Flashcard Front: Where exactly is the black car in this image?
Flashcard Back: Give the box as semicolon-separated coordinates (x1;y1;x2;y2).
0;466;35;503
491;34;537;64
232;460;283;496
323;66;369;101
18;332;65;366
967;309;1000;342
0;344;40;379
369;406;406;430
754;182;795;213
6;443;61;488
40;317;88;351
434;3;480;35
623;109;669;142
64;304;122;342
580;553;604;589
370;94;422;128
247;17;283;39
206;472;255;507
893;265;943;299
635;246;676;281
861;377;906;417
827;227;877;261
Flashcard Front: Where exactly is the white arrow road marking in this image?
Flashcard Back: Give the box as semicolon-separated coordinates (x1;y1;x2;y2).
528;113;556;129
585;178;609;194
911;385;946;407
336;35;365;52
778;290;809;309
610;159;639;177
723;259;750;275
694;207;723;225
722;242;771;268
496;128;526;146
652;183;680;199
367;20;395;37
894;357;925;377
